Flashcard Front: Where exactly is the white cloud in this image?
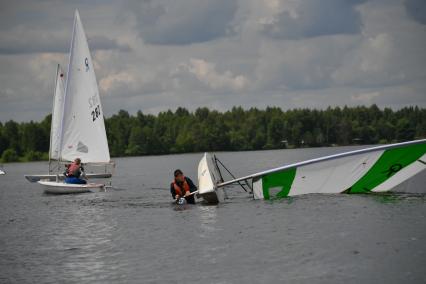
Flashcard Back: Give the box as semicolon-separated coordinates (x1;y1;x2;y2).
99;71;135;93
177;58;249;91
351;91;382;104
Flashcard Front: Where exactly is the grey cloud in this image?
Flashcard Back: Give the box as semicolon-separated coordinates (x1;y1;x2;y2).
404;0;426;25
260;0;367;39
0;33;130;55
128;0;238;45
0;1;131;54
88;36;131;52
1;0;426;123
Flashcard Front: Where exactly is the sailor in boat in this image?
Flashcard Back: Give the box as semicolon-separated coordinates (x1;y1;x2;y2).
64;158;87;184
170;169;197;204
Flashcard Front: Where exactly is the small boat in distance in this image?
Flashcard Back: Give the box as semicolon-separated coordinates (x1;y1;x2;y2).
197;139;426;204
35;10;113;194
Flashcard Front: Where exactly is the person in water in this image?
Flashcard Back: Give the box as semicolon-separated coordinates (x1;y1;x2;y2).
64;158;87;184
170;169;197;204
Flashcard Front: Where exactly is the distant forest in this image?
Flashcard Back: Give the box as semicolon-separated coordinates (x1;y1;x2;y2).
1;105;425;163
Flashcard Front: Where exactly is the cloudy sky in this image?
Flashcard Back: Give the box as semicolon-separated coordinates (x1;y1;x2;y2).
0;0;425;122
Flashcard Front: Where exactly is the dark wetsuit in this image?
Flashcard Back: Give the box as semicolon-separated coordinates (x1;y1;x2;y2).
170;177;197;204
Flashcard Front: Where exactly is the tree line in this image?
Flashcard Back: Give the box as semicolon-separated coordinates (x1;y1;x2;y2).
1;105;425;162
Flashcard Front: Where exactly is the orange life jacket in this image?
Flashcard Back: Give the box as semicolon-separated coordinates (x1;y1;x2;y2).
172;177;190;196
67;162;81;177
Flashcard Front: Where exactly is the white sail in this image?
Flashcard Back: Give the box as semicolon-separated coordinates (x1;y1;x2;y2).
198;139;426;203
49;65;66;160
60;10;110;163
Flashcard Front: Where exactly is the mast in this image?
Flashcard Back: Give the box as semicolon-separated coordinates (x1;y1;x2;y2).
48;64;60;174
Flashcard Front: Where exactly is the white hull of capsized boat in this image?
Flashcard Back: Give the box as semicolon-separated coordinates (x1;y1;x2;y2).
0;170;5;175
38;180;104;194
197;153;225;204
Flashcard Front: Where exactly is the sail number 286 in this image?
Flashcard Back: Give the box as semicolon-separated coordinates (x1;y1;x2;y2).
91;105;101;122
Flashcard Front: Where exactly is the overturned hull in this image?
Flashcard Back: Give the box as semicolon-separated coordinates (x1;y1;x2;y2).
197;153;225;204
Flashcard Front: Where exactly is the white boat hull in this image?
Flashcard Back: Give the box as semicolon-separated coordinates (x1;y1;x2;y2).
25;173;111;183
0;170;5;175
197;153;225;204
38;180;104;194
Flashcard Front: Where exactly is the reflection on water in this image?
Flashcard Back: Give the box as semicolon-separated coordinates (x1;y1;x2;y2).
198;205;219;238
0;147;425;283
369;192;426;204
52;206;118;282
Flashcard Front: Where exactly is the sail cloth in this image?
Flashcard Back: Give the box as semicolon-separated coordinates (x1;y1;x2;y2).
60;10;110;163
251;140;426;199
49;65;66;160
209;139;426;200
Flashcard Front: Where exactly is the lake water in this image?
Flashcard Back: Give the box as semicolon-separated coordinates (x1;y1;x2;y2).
1;146;425;283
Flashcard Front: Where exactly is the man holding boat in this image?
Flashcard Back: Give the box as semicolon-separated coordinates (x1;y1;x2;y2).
171;169;197;204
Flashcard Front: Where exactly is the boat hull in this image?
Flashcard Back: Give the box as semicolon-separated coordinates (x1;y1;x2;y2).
38;180;104;194
197;153;225;204
25;173;111;183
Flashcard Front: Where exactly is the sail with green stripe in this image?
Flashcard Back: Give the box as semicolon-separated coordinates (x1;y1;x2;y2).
347;143;426;193
214;139;426;201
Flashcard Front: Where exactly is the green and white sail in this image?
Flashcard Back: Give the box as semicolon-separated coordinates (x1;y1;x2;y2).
199;139;426;202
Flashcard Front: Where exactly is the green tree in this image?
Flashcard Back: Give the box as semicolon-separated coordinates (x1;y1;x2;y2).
1;149;19;163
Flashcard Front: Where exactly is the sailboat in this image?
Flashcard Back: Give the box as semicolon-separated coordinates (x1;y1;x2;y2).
198;139;426;204
25;12;113;184
36;10;112;194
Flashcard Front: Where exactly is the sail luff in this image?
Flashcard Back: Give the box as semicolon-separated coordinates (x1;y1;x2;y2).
58;11;77;163
49;64;66;162
48;64;60;164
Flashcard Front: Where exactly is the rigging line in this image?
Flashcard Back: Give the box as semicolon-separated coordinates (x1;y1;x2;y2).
214;156;250;193
213;154;225;183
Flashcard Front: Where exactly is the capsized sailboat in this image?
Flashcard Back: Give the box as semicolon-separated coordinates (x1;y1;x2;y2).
197;139;426;203
37;10;112;194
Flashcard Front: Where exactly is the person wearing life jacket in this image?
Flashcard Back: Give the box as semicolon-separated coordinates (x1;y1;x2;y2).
170;169;197;204
64;158;87;184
